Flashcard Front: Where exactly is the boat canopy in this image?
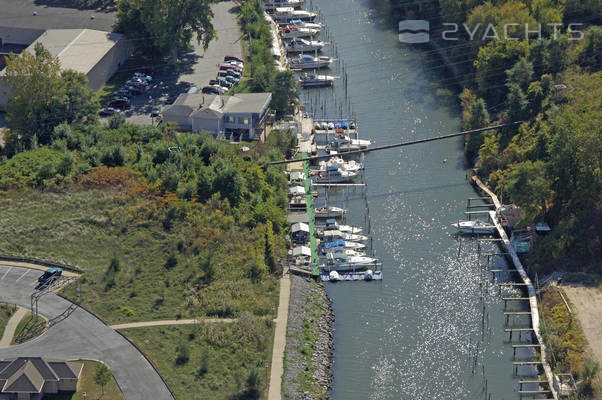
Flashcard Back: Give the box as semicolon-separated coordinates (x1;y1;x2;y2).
301;54;314;60
323;239;345;249
276;7;294;12
327;252;347;261
326;166;339;172
325;219;336;225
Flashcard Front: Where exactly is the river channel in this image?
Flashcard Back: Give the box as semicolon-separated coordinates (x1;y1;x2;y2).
300;0;522;398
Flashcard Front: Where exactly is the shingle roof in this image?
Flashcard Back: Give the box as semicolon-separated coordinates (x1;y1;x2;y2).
163;92;271;120
0;358;82;394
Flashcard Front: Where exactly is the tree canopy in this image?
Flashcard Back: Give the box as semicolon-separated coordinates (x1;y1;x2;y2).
3;43;98;155
114;0;217;58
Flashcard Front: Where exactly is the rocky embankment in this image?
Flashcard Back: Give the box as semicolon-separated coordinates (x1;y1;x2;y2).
284;274;334;399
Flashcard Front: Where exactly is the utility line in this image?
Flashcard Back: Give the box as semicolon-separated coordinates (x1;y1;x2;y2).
268;121;521;165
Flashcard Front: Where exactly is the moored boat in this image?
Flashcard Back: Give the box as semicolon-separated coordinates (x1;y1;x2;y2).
318;157;362;173
322;252;379;271
285;37;326;53
273;7;317;23
321;239;366;253
280;25;320;39
314;206;346;218
264;0;304;11
451;219;496;234
322;230;369;242
313;166;358;183
299;73;337;88
289;54;334;70
328;134;372;152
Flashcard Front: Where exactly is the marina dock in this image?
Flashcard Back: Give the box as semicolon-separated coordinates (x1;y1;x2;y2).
471;174;558;400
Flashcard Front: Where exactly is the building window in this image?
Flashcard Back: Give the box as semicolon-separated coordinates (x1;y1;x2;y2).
242;117;249;125
226;116;235;123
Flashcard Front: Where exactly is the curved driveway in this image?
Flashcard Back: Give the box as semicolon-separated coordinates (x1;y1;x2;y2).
0;264;173;400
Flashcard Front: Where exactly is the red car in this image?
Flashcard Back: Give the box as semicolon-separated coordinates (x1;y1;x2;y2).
139;65;158;74
224;55;243;64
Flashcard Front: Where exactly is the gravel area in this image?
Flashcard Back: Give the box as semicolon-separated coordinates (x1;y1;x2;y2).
284;275;334;400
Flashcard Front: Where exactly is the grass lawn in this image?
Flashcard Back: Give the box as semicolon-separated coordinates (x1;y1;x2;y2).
12;313;46;345
44;360;124;400
126;314;274;400
0;303;16;339
0;189;280;325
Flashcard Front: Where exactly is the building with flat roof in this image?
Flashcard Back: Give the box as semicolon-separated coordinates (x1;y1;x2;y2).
162;92;273;140
0;357;83;400
0;28;131;105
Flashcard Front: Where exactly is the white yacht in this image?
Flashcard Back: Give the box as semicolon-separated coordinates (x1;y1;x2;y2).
452;220;497;234
289;54;333;70
273;7;317;23
299;74;337;88
285;37;326;53
324;219;363;234
318;157;363;173
321;239;366;253
280;25;320;39
328;134;372;151
264;0;304;11
289;19;323;29
313;166;358;183
322;230;369;242
323;253;379;271
314;206;346;218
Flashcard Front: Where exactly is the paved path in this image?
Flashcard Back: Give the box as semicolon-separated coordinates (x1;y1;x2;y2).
0;265;174;400
268;268;291;400
0;306;28;348
111;318;235;330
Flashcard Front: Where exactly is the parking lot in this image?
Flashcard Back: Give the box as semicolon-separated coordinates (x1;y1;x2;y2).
100;0;243;126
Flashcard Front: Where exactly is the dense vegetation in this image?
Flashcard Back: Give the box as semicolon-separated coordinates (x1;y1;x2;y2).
127;316;273;399
238;0;298;116
114;0;216;57
540;288;599;398
389;0;601;273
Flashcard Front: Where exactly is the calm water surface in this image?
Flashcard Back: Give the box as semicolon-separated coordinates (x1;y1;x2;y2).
300;0;522;398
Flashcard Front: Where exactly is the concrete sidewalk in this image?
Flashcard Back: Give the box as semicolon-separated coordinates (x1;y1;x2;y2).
111;318;236;330
0;306;28;348
268;268;291;400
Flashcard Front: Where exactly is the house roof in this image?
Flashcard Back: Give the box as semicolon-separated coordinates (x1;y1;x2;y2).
291;222;309;232
287;213;309;224
163;92;271;120
292;246;311;257
0;358;82;394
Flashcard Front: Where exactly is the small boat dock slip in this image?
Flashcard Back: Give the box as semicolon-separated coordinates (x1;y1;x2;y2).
319;270;383;282
469;174;559;400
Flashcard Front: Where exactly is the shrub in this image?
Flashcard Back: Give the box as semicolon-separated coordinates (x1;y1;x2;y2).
175;342;190;365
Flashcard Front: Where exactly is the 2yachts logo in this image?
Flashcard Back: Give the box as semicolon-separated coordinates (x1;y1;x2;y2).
399;20;584;43
398;20;430;43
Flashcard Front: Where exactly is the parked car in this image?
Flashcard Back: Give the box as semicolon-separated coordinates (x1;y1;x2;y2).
164;94;177;104
114;88;133;98
99;107;120;116
112;96;131;103
201;85;221;94
210;79;232;88
223;75;240;84
126;78;148;87
126;86;144;95
108;99;131;109
150;107;161;117
224;55;243;63
226;60;244;68
133;72;152;82
38;268;62;284
223;62;243;72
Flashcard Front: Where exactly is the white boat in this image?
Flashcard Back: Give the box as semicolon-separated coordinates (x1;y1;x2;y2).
299;73;337;88
273;7;317;23
289;54;333;70
452;219;496;234
285;37;326;53
321;239;366;253
323;253;379;271
364;269;374;281
289;19;323;29
264;0;304;11
313;166;358;183
328;134;372;152
330;248;366;257
324;219;363;234
329;270;341;281
314;206;346;218
280;25;320;39
322;230;369;242
318;157;362;173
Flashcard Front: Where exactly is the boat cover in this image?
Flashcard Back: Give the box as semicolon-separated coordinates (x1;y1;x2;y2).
301;54;314;60
325;219;336;225
324;239;345;249
326;166;339;172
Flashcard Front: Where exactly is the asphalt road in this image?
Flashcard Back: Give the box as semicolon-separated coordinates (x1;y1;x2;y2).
0;264;174;400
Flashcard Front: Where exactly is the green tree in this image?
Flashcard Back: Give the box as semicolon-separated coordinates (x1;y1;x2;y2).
464;98;490;162
115;0;217;59
176;341;190;365
506;83;529;122
574;26;602;71
271;71;297;116
506;58;534;90
503;160;551;221
93;363;112;396
3;43;98;151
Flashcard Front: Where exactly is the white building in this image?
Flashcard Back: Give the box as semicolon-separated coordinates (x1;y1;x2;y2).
0;28;132;105
162;92;273;140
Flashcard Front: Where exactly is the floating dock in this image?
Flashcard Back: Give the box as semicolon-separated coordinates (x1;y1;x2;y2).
320;270;383;282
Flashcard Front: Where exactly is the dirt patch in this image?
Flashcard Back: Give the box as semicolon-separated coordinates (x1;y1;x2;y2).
560;283;602;370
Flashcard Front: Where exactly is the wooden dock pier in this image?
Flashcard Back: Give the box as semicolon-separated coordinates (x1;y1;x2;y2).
470;174;558;400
